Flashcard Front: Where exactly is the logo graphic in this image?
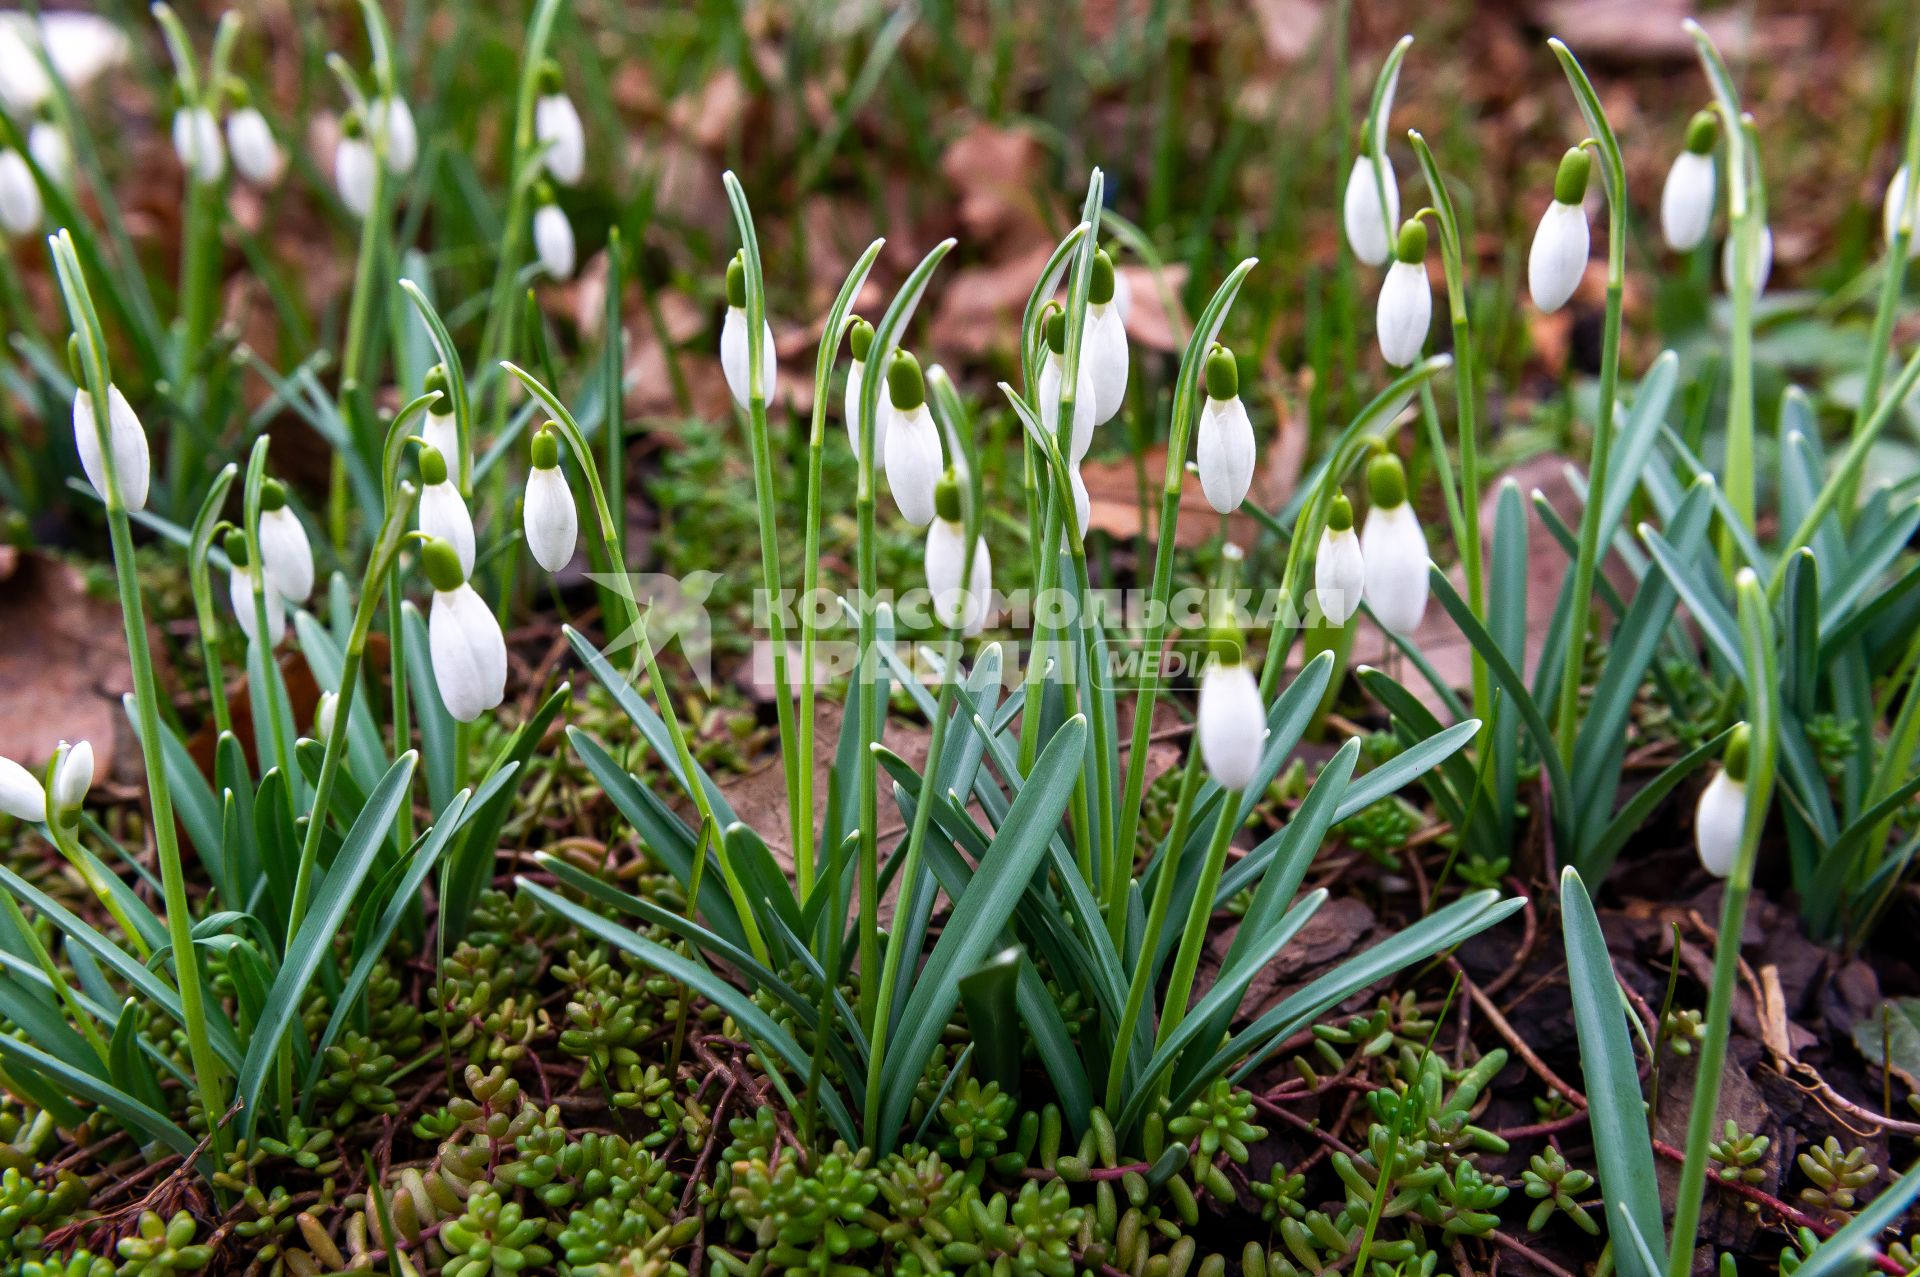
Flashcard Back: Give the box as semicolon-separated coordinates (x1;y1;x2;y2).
585;570;720;691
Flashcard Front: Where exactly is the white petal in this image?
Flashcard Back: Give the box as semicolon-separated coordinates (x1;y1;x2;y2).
535;92;585;186
315;690;338;739
369;95;416;174
1375;259;1431;368
228;565;286;646
1694;770;1747;878
421;410;459;462
1314;526;1366;627
1038;351;1098;462
419;481;476;577
845;359;887;464
72;384;150;511
1360;502;1428;635
534;203;575;279
27;120;68;187
0;149;41;236
720;307;778;409
1343;155;1400;268
259;506;315;602
1198;661;1264;791
1528;200;1589;314
1720;224;1773;296
1110;268;1133;323
883;402;944;527
171;106;224;184
1088;302;1130;426
1885;165;1920;259
1660;150;1716;252
1196;395;1255;514
1069;464;1090;538
227;107;283;185
0;756;45;823
1;14;127;113
336;137;375;218
430;584;507;722
51;740;91;812
524;465;578;573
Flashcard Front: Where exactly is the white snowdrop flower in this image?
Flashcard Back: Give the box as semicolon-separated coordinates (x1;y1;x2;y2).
416;444;475;577
1087;250;1130;426
171;104;223;184
257;479;315;602
0;755;45;823
72;372;150;512
1069;463;1090;539
1313;493;1366;627
1343;150;1401;268
367;93;416;175
883;351;944;528
424;538;506;722
523;425;578;573
50;739;91;817
1720;223;1773;296
1885;164;1920;259
1375;219;1431;369
924;472;992;637
1359;447;1427;635
1695;725;1751;878
27;116;68;187
335;116;376;218
421;366;459;459
1529;148;1591;314
314;690;338;740
534;62;584;186
1197;627;1264;791
1196;344;1255;514
227;103;283;185
533;190;575;279
720;253;778;410
1661;110;1718;252
844;317;885;464
0;147;40;236
225;531;286;646
1037;306;1097;463
0;12;129;114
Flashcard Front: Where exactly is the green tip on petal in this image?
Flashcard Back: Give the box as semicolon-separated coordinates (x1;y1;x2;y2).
1685;109;1718;155
1394;218;1427;265
261;478;288;511
223;530;250;566
1042;303;1066;355
421;538;466;592
1327;492;1353;532
848;316;873;362
934;469;962;523
419;444;449;487
888;350;925;411
1553;147;1592;205
531;426;560;470
1724;722;1750;783
65;334;83;385
1090;249;1115;305
1367;447;1407;509
725;253;746;308
1204;344;1239;400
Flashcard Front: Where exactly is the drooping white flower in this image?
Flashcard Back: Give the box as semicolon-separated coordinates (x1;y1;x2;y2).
417;444;475;577
844;317;885;464
1087;250;1130;426
533;194;575;279
367;93;417;175
1528;148;1590;314
335;117;376;218
720;253;777;410
1661;111;1718;252
0;755;45;823
72;380;150;511
523;425;578;573
1695;725;1751;878
882;351;943;527
0;148;40;236
171;104;223;184
1037;307;1098;463
257;479;315;602
1359;447;1427;635
1720;223;1773;296
1343;152;1401;268
27;117;68;187
0;12;129;114
314;690;338;740
50;739;90;816
534;63;584;186
423;538;506;723
1375;219;1431;369
1885;165;1920;259
924;473;992;637
227;104;283;185
1197;636;1264;791
1069;463;1090;539
1313;494;1366;627
226;531;286;646
1196;345;1254;514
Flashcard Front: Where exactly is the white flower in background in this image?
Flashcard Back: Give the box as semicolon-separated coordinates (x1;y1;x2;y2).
1695;724;1751;878
1037;306;1098;463
883;350;943;527
1720;223;1773;296
1885;164;1920;258
0;147;39;236
1661;110;1718;252
28;114;68;186
1087;249;1130;426
225;531;286;646
1313;493;1366;627
1359;446;1427;635
720;252;777;410
534;61;584;186
1197;622;1264;791
925;471;992;636
314;690;338;740
257;478;314;602
1375;219;1431;368
533;188;575;279
523;425;578;573
1343;148;1401;268
417;443;475;577
0;755;45;822
421;366;459;458
50;739;90;817
335;114;375;218
1069;463;1090;539
367;92;416;175
226;98;283;186
171;103;223;184
423;537;505;722
71;368;150;511
844;317;885;464
1196;344;1254;514
0;12;129;114
1529;147;1591;314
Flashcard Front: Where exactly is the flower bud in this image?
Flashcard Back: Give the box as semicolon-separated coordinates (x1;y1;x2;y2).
883;351;943;527
315;689;338;740
227;104;283;186
28;117;69;188
1661;111;1718;252
368;93;417;175
1695;723;1750;878
0;148;41;236
1375;220;1431;368
258;478;315;602
1314;493;1366;627
171;104;224;184
1342;153;1401;268
925;473;992;637
424;539;506;723
1360;447;1427;635
1197;625;1264;791
844;317;885;464
1528;149;1590;314
72;377;151;512
1884;165;1920;259
1087;250;1130;426
226;530;286;646
533;192;575;279
524;426;578;573
50;739;91;816
336;115;375;218
535;76;585;187
417;444;475;577
1037;304;1097;462
719;252;777;409
1196;346;1254;514
1720;223;1773;296
0;756;46;823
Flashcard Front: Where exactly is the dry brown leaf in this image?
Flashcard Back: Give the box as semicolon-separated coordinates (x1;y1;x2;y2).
0;552;139;781
941;121;1056;249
